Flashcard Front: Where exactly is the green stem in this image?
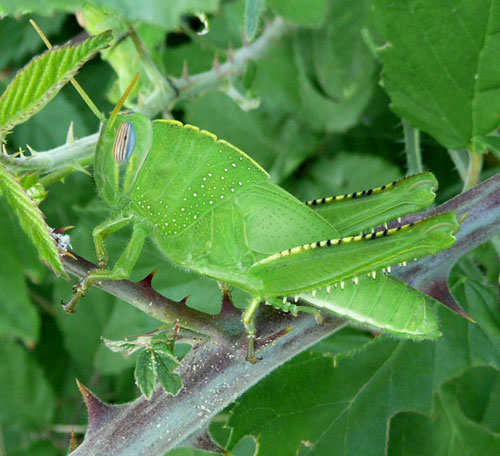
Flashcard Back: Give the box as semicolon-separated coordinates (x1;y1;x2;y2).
1;133;98;174
463;148;483;191
403;120;422;174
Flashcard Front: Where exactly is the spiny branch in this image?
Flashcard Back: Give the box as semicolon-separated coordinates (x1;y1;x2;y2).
61;252;223;341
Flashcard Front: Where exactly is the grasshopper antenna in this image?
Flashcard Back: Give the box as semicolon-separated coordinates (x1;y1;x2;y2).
107;72;140;130
29;19;106;123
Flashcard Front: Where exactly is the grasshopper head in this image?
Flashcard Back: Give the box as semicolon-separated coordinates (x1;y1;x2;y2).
94;112;153;207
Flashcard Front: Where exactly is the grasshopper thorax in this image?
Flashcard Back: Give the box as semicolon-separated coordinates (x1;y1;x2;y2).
94;112;153;208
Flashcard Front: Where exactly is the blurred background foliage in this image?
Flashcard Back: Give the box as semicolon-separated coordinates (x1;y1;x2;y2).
0;0;499;455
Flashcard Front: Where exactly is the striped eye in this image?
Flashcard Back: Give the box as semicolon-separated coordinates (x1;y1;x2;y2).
113;121;136;163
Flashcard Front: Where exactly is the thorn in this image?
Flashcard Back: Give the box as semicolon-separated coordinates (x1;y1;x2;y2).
371;271;377;279
212;54;220;72
69;431;78;452
60;249;77;260
294;295;298;303
402;261;407;267
54;225;74;234
414;258;418;261
340;281;345;290
353;276;359;285
397;217;402;223
26;144;38;156
459;212;468;224
326;285;331;294
140;268;158;287
382;268;386;273
334;283;337;288
75;379;123;436
182;60;189;80
227;42;234;62
70;162;92;176
66;121;75;144
282;296;287;304
387;266;391;273
312;289;316;298
384;222;388;229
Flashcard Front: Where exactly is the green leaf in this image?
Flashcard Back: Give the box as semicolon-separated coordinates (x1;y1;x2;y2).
154;351;182;396
0;338;55;430
373;0;500;149
244;0;266;41
0;30;111;136
0;164;67;278
267;0;327;26
135;348;156;399
388;367;500;455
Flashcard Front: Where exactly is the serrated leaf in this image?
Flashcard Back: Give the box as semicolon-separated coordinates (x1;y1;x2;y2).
373;0;500;149
0;164;67;278
0;30;111;136
244;0;266;41
152;342;182;396
135;349;156;399
154;357;182;397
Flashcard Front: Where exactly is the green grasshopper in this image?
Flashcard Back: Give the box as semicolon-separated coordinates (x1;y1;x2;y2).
62;76;458;363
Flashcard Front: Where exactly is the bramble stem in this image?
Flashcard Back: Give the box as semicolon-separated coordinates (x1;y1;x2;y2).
61;252;223;340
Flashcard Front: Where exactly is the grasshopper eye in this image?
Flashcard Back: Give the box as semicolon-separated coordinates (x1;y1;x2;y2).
113;121;136;163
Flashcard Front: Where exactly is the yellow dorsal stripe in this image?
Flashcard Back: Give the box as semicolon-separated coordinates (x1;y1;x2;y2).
305;180;397;207
255;221;416;265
